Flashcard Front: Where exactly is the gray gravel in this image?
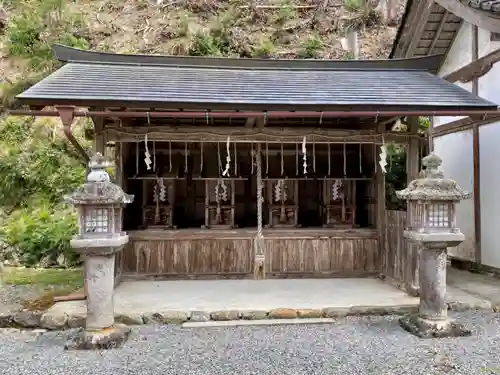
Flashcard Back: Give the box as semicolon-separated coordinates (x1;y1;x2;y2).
1;311;500;375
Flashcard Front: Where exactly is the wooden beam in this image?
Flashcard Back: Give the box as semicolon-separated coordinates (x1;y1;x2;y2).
429;10;449;55
104;126;417;144
406;117;421;294
432;114;500;138
404;0;436;57
434;0;500;33
443;47;500;83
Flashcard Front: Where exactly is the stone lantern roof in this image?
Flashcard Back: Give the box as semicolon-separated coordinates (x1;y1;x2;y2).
396;153;472;201
65;153;134;205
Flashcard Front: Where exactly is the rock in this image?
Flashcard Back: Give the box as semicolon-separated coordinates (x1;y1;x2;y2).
241;310;268;320
64;324;131;350
189;311;211;322
448;300;491;312
349;304;418;316
67;313;86;328
268;308;298;319
142;312;164;324
115;313;144;325
40;312;68;330
13;311;42;328
32;328;47;334
210;310;240;321
399;313;472;339
297;309;323;319
322;307;350;318
0;313;13;328
161;310;189;324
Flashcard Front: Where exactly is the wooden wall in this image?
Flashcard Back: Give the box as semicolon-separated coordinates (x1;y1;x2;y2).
121;229;379;279
382;210;417;291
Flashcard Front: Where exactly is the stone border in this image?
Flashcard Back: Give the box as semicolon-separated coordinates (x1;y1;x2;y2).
0;299;495;330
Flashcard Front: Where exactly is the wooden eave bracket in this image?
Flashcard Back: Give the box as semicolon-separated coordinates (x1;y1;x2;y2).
56;105;90;163
444;48;500;83
434;0;500;33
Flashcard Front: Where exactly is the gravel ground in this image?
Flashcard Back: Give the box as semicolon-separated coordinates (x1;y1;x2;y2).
1;311;500;375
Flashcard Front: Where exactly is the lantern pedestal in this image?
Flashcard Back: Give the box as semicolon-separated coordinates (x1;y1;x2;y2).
65;238;131;350
399;236;471;338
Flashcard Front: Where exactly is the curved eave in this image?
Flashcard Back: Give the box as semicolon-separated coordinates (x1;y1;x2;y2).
52;44;443;72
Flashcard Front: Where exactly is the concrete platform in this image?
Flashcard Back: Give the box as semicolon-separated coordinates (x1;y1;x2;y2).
41;275;494;330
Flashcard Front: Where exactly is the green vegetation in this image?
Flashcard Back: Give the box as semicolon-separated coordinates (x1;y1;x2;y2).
0;116;89;267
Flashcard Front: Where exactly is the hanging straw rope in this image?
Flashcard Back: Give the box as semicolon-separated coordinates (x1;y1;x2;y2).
359;143;362;174
200;142;204;173
251;141;254;175
234;142;237;176
265;140;269;175
295;142;299;176
280;140;284;176
313;138;316;173
184;142;188;173
168;141;172;172
327;143;331;176
254;142;265;279
343;142;347;176
135;142;139;176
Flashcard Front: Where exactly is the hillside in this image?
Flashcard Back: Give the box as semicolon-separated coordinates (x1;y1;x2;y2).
1;0;405;105
0;0;406;268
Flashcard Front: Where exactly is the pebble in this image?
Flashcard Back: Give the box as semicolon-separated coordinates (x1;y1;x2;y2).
0;310;499;375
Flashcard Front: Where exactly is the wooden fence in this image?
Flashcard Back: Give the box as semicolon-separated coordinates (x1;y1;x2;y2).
382;210;418;293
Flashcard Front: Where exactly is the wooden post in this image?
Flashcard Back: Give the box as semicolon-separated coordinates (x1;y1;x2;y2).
376;123;386;272
407;116;421;295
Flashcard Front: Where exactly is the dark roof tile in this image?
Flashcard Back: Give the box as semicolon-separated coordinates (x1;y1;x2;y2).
17;61;497;110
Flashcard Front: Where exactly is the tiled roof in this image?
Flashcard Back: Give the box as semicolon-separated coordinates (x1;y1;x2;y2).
16;45;498;110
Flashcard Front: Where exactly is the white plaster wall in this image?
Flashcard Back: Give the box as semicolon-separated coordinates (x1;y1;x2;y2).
434;131;475;261
434;22;473;127
479;121;500;268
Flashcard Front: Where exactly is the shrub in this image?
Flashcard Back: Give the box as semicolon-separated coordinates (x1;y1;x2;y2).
298;36;322;58
1;202;79;266
0;116;87;266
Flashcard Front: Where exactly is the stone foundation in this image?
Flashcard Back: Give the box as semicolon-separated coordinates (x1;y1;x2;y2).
64;324;131;350
399;313;471;338
0;300;491;330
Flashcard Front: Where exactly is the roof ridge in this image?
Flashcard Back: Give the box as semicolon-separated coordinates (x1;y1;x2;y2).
53;44;442;72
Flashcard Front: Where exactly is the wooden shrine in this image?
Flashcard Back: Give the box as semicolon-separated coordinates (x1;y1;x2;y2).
12;44;495;281
322;179;356;228
203;178;237;229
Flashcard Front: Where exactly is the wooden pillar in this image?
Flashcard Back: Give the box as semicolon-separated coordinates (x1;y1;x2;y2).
407;116;421;295
376;123;386;272
472;24;482;265
93;116;105;155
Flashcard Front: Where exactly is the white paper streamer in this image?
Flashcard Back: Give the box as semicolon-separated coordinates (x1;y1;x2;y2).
302;136;307;175
379;142;388;174
144;134;152;170
223;136;231;176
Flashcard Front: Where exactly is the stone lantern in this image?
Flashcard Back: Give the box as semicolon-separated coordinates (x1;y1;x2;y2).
396;153;471;338
64;153;134;350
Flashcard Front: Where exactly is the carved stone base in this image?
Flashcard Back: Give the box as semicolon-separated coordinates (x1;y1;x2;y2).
399;313;471;339
64;324;131;350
